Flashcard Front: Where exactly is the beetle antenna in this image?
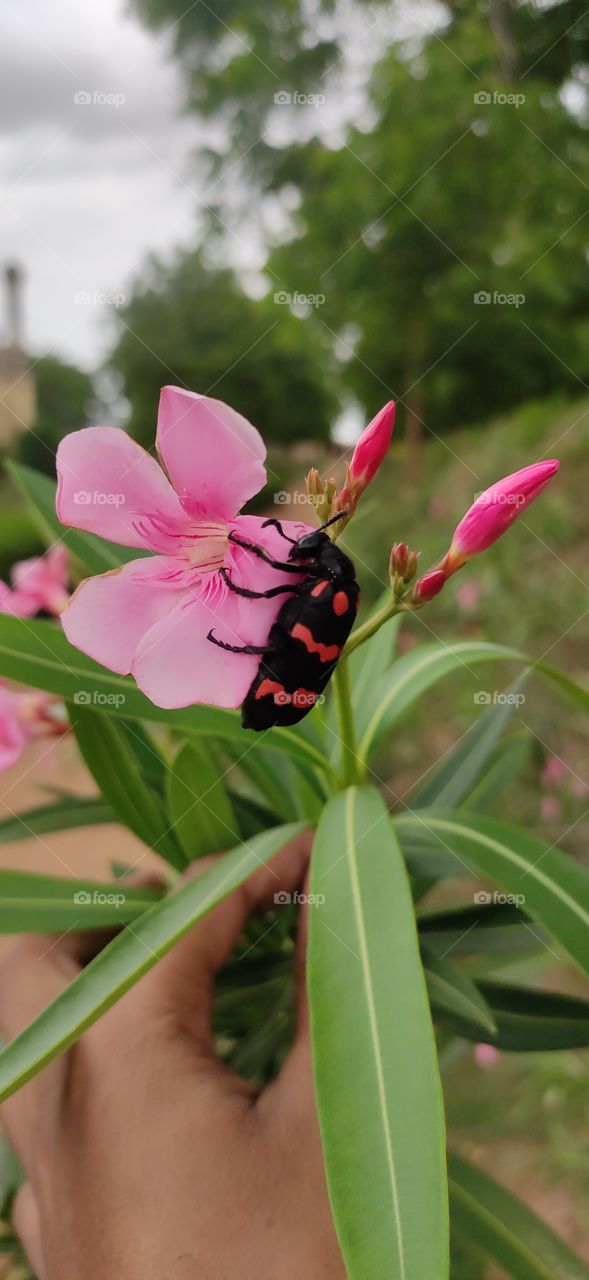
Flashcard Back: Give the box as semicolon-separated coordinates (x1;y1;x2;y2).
319;511;348;532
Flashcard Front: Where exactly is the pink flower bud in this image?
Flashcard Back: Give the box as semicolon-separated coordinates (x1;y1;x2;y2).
349;401;396;487
474;1044;500;1069
412;569;447;603
448;460;559;568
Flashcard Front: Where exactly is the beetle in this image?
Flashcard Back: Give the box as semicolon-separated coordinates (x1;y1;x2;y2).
207;513;359;729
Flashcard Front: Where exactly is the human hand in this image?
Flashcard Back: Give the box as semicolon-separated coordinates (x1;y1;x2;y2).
0;833;345;1280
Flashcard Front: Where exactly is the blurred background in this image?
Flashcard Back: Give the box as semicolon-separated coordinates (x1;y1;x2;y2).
1;0;589;1273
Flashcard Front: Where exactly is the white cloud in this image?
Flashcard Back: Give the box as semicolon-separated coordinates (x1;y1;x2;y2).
0;0;203;367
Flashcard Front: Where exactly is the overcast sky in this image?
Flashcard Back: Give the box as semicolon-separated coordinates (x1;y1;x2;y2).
0;0;201;369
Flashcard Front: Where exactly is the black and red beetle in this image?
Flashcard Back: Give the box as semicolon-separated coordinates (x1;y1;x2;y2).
207;514;359;729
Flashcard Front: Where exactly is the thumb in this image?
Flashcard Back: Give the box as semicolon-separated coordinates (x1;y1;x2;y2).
141;831;312;1061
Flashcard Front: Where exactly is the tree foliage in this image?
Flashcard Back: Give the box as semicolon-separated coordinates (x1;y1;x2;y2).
110;252;336;448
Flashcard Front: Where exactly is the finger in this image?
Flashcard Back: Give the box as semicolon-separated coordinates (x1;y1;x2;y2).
0;935;78;1172
264;876;316;1120
142;830;312;1055
11;1182;47;1280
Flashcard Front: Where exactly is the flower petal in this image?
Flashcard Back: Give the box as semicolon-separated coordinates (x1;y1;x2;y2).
227;514;312;646
61;557;189;676
0;685;27;771
133;576;261;710
11;545;70;616
156;386;267;522
56;427;188;551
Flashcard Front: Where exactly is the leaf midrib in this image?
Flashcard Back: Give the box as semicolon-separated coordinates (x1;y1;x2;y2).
359;643;519;759
419;817;589;932
345;788;407;1278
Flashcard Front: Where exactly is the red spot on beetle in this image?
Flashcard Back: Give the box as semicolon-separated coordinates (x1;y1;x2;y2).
255;678;285;701
333;591;349;616
291;623;340;663
311;579;329;597
291;689;317;709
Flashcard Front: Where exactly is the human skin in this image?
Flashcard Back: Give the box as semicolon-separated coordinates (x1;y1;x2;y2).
0;834;345;1279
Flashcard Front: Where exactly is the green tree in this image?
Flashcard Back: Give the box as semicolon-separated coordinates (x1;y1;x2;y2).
16;355;94;476
110;251;337;449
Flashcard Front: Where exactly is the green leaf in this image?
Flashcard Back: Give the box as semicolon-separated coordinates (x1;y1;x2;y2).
418;903;544;958
308;787;448;1280
0;821;303;1101
70;704;184;869
0;615;327;771
0;870;161;932
358;641;522;762
350;603;402;735
6;460;145;575
448;1152;589;1280
537;663;589;718
424;957;496;1035
464;733;532;814
413;676;527;809
396;810;589;977
473;982;589;1051
0;796;113;844
166;741;237;860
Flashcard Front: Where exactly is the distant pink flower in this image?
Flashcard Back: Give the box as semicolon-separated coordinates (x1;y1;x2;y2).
456;580;481;613
56;387;312;710
474;1044;500;1069
0;682;64;771
447;461;559;570
349;401;396;487
0;545;69;618
540;794;562;823
541;755;566;788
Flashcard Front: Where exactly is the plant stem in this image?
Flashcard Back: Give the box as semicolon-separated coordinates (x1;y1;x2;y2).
343;599;406;658
333;656;364;787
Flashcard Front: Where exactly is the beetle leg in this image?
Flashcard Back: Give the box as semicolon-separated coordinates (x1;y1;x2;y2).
206;629;268;655
220;567;303;599
227;532;323;577
261;518;297;544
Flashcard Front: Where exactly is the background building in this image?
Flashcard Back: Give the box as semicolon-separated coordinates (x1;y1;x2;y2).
0;264;36;446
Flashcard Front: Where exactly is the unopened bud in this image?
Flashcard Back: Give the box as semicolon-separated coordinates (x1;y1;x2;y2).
411;569;447;604
389;542;419;586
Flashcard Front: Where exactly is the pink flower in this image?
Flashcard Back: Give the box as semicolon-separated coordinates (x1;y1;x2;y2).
0;682;64;771
541;755;566;788
0;545;70;618
0;684;29;769
9;545;69;616
456;580;481;613
56;387;312;710
474;1044;500;1069
447;461;559;569
540;794;562;823
349;401;396;487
